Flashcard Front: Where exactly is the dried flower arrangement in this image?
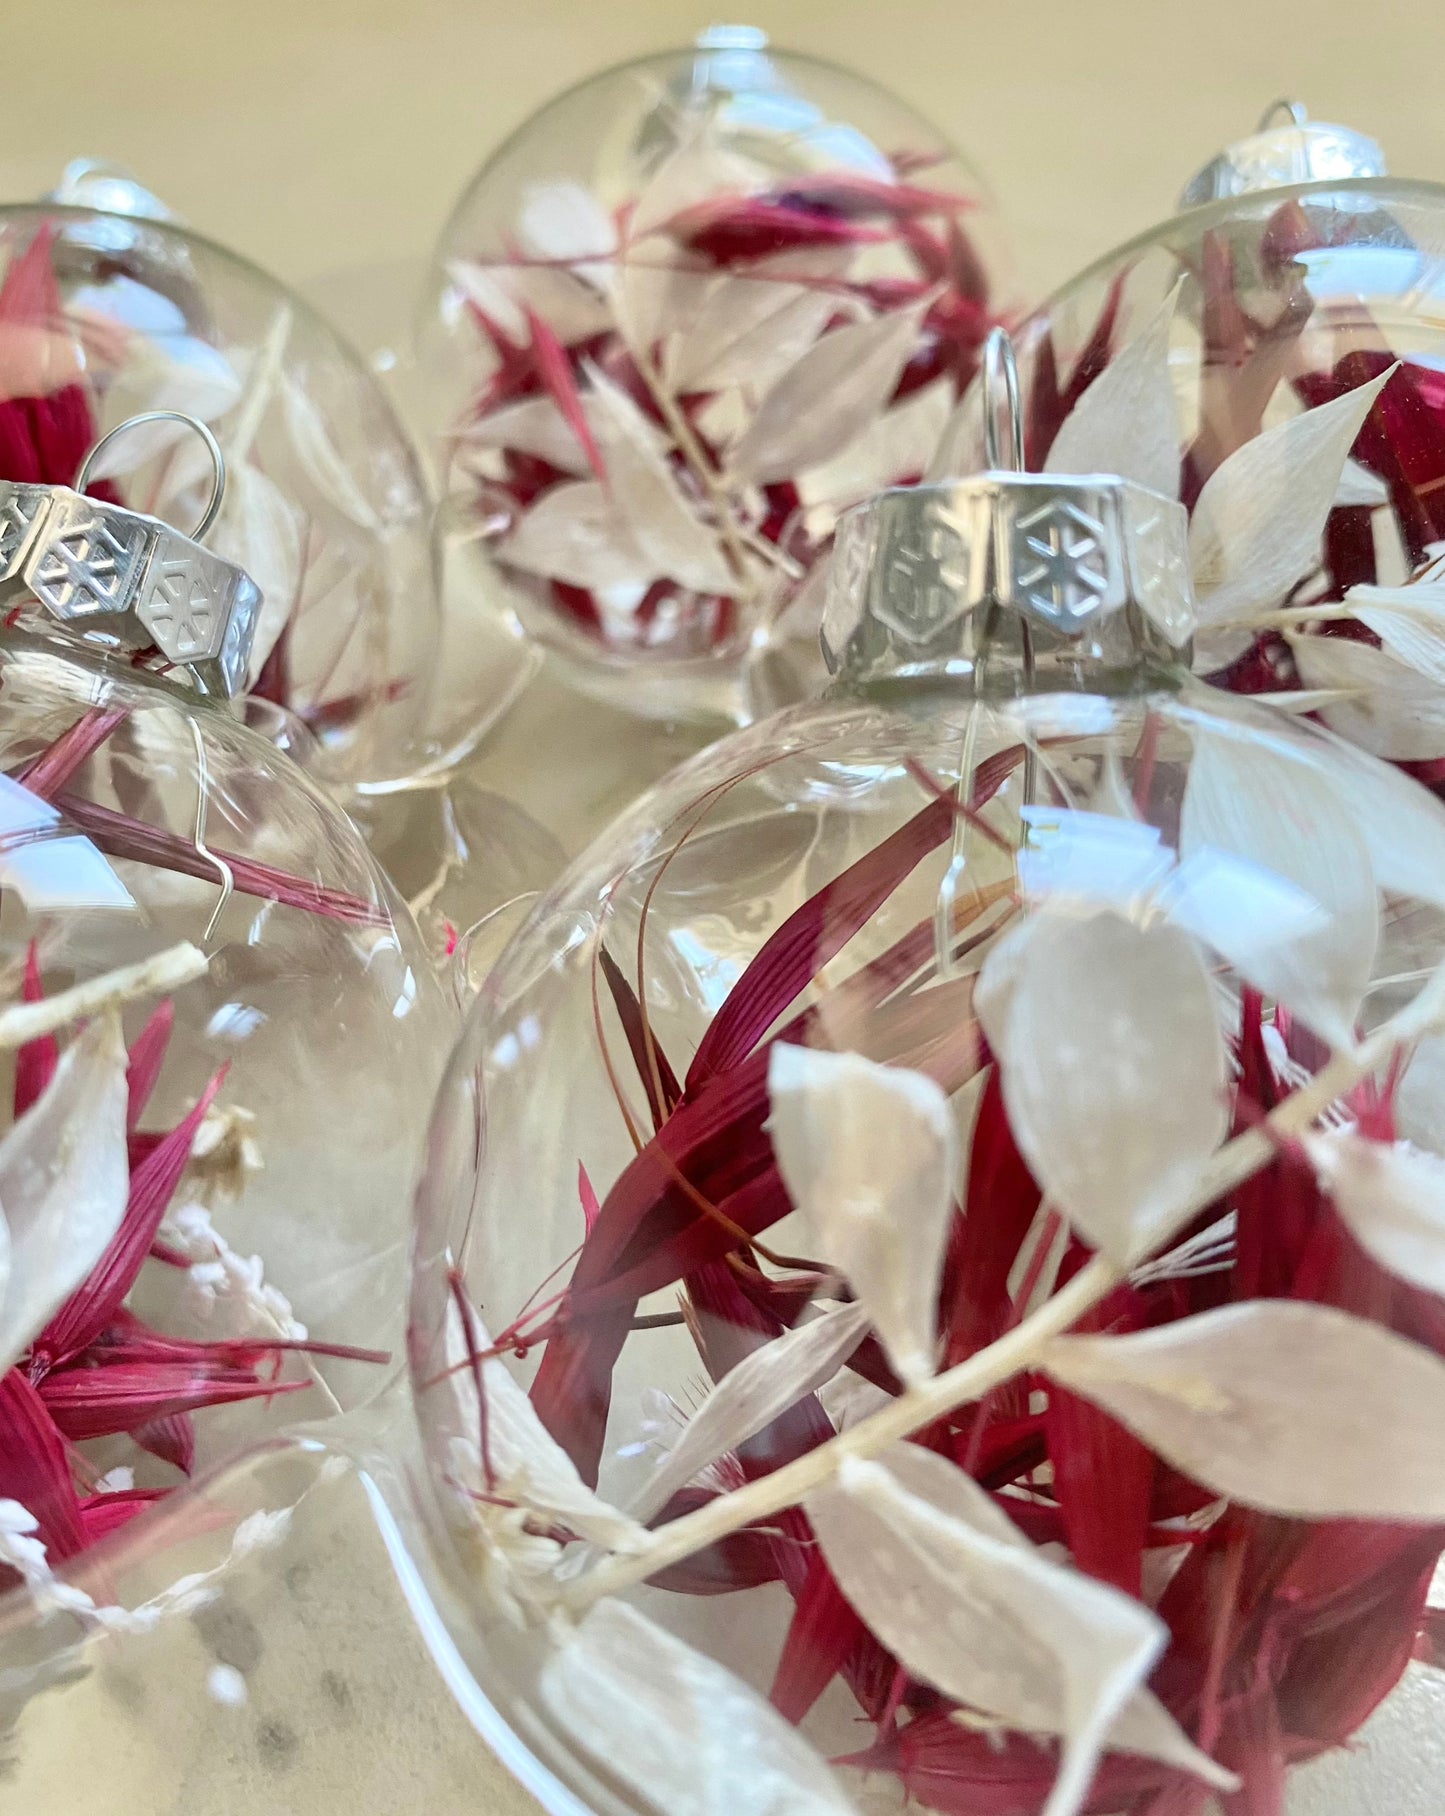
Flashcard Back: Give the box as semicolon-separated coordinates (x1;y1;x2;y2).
0;950;387;1627
446;131;998;676
0;699;401;1626
430;703;1445;1815
421;326;1445;1813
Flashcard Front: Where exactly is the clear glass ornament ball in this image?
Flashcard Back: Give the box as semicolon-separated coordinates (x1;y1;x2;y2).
0;199;464;792
409;537;1445;1816
0;627;454;1463
955;174;1445;620
416;27;1011;727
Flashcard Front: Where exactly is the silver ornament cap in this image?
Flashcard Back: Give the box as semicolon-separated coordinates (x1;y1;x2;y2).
822;474;1191;688
0;412;260;698
1180;100;1386;209
821;328;1192;692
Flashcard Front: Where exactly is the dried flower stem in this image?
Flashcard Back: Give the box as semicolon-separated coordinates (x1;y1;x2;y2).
0;943;207;1048
563;963;1445;1612
1221;604;1360;631
629;347;758;597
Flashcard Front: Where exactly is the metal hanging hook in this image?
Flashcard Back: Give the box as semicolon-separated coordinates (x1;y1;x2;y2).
74;411;227;544
1257;98;1309;131
982;327;1025;474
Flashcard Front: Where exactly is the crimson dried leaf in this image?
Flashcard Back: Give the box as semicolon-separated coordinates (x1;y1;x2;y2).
525;307;605;481
39;1359;310;1440
131;1410;195;1475
599;944;681;1130
940;1065;1043;1367
12;943;57;1119
1047;1375;1155;1600
13;707;129;803
687;744;1020;1090
77;1486;170;1546
770;1548;872;1724
842;1708;1183;1816
36;1066;227;1365
0;226;121;502
124;999;174;1131
644;1489;787;1594
53;792;388;926
0;1368;83;1560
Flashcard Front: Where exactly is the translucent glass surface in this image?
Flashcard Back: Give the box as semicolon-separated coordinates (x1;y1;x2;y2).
411;664;1445;1815
0;630;453;1713
0;202;478;791
417;31;1010;725
937;179;1445;741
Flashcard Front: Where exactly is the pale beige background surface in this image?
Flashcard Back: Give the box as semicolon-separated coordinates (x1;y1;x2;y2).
5;0;1445;302
1;4;1442;1813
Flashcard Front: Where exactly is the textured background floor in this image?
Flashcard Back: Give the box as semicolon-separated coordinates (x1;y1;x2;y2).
1;4;1444;1812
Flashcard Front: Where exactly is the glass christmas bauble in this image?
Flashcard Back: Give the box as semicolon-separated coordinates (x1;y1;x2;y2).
932;107;1445;774
416;25;1011;728
409;461;1445;1816
353;771;568;996
0;625;452;1683
0;190;478;792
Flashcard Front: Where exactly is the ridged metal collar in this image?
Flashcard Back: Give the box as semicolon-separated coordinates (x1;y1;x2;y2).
1180;113;1386;208
822;474;1192;690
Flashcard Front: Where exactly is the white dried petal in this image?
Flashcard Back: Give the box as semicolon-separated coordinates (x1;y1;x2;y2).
443;1301;649;1554
1348;582;1445;684
808;1450;1233;1816
585;366;734;594
727;305;926;486
1289;631;1445;761
1336;458;1391;508
499;480;652;590
1306;1130;1445;1297
613;257;714;360
1045;287;1182;499
88;335;243;480
281;377;384;535
630;1300;870;1523
1016;808;1174;909
541;1600;860;1816
1044;1300;1445;1519
629;136;770;239
1178;719;1378;1045
447;259;527;342
0;1012;130;1373
512;264;614;344
668;269;836;394
460;395;593;474
517;180;617;290
801;378;954;510
979;909;1228;1267
768;1045;957;1383
1189;371;1392;625
1350;595;1445;682
1280;727;1445;914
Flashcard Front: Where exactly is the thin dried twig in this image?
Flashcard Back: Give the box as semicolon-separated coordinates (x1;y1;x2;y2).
0;944;208;1049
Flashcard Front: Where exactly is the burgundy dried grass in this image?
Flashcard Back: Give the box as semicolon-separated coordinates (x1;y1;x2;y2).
0;954;388;1593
